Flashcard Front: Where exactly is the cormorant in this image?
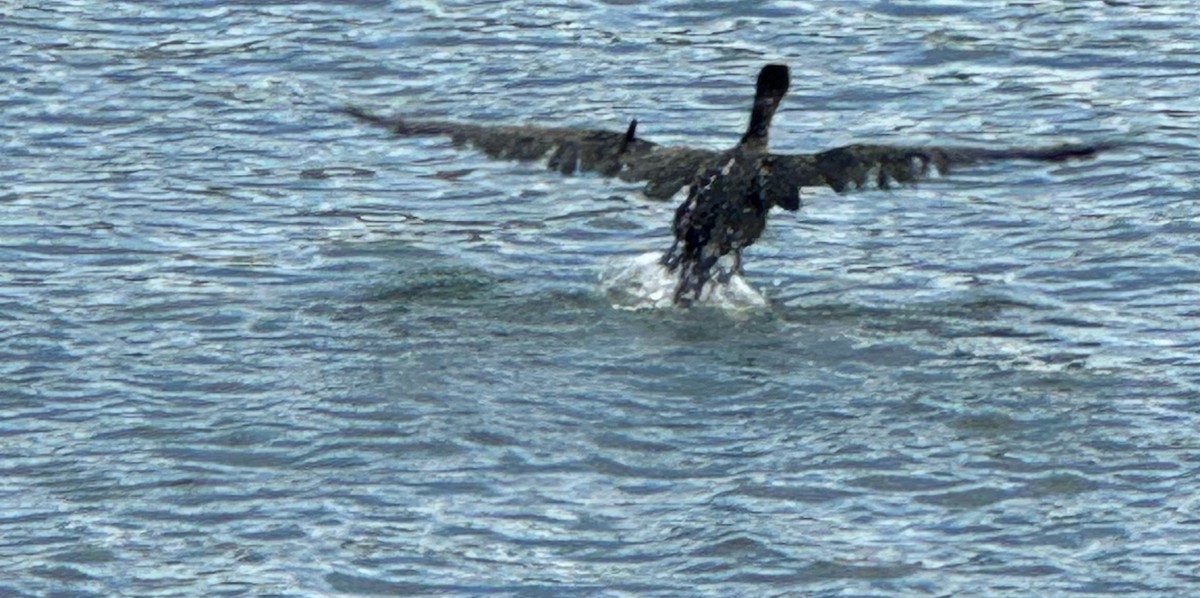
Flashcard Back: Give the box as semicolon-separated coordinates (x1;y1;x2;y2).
344;64;1103;306
661;64;792;304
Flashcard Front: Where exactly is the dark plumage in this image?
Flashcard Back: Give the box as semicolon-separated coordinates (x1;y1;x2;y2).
344;64;1105;306
661;64;794;304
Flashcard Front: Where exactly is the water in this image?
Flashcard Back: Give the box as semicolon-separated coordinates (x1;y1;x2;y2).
602;252;769;310
3;1;1199;595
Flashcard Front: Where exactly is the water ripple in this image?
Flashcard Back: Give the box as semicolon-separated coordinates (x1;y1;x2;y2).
3;0;1200;595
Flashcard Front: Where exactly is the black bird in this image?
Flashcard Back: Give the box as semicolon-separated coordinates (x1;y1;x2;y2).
661;64;794;304
344;64;1103;306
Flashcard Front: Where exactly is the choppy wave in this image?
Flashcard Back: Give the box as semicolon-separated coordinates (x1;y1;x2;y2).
3;0;1200;596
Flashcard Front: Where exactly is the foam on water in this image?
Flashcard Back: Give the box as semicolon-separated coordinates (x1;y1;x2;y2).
599;251;769;311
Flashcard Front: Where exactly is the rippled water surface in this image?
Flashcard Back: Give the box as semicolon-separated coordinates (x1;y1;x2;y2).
4;1;1200;595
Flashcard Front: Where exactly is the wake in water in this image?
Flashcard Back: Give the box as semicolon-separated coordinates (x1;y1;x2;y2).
599;251;769;311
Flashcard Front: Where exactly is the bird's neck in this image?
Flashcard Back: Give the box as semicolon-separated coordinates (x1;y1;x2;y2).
740;96;779;149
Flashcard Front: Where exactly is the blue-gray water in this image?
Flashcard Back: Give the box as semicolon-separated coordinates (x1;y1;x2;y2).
4;1;1199;596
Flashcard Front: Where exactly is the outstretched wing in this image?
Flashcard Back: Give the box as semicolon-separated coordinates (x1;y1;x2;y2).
343;106;718;199
344;107;1104;203
769;142;1102;194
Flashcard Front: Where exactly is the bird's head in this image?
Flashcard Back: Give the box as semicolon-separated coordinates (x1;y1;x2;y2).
756;64;790;103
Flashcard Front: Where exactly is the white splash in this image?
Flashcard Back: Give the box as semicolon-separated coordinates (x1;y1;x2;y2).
599;251;769;311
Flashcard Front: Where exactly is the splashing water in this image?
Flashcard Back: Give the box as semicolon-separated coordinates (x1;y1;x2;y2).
599;251;769;310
